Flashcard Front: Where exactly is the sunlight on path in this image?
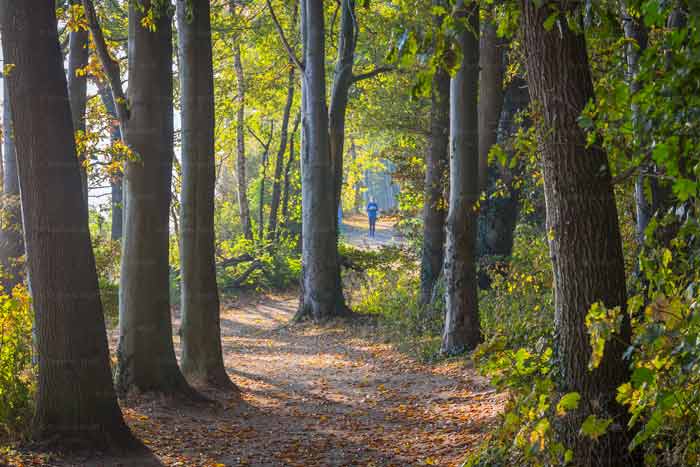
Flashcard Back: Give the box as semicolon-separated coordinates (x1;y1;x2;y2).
340;214;405;250
18;296;502;467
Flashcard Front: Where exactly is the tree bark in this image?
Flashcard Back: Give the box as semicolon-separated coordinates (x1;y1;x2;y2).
477;21;503;194
267;64;295;241
117;0;198;397
441;0;481;354
233;43;253;240
295;0;348;321
67;3;89;203
419;5;450;306
0;76;24;291
97;83;124;240
520;2;635;465
477;75;529;289
177;0;234;390
0;0;138;449
281;112;301;235
329;0;356;221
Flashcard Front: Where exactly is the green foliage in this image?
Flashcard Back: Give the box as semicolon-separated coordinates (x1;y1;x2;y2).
0;285;34;440
479;223;553;349
614;221;700;466
344;244;444;361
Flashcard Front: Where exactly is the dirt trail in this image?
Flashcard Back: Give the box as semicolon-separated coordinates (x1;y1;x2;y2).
340;214;404;249
6;296;502;467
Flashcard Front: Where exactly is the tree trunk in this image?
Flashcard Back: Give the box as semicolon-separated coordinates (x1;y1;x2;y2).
329;0;356;220
295;0;348;321
233;43;253;240
520;2;635;465
117;0;198;397
0;76;24;291
281;112;301;235
267;64;295;241
419;5;450;305
477;75;529;288
477;21;503;193
0;0;138;449
177;0;234;390
97;83;124;240
441;0;481;355
67;5;89;203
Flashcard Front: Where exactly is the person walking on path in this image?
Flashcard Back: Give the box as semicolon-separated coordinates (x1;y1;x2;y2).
367;197;379;237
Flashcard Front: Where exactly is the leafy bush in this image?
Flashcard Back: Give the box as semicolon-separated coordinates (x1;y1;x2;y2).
0;284;34;440
344;243;444;361
91;234;121;325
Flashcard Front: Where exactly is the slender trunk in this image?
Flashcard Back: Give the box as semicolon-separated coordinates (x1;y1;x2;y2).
329;0;356;219
67;6;89;203
233;43;253;240
0;1;138;448
477;75;528;269
521;2;635;465
267;65;295;241
258;144;268;240
281;112;301;233
0;76;24;291
419;5;450;305
296;0;348;321
98;83;124;240
477;21;503;193
117;0;198;397
441;0;481;354
177;0;234;390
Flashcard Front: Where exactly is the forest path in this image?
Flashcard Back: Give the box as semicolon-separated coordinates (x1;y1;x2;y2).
13;296;501;467
340;214;405;249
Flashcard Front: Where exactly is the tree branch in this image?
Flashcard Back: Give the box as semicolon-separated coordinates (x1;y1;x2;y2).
82;0;129;127
265;0;304;72
352;65;394;83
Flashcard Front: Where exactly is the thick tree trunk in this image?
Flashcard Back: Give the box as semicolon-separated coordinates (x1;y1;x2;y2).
521;2;635;465
267;65;295;241
117;0;197;397
0;77;24;291
295;0;348;321
97;83;124;240
233;43;253;240
419;15;450;305
0;0;138;448
177;0;234;390
441;1;481;354
67;6;89;203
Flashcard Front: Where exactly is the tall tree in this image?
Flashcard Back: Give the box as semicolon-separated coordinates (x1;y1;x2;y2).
267;63;296;241
0;0;138;448
295;0;348;320
477;74;528;284
233;42;253;241
97;83;124;240
477;21;503;193
67;1;90;202
419;3;450;305
116;0;197;396
0;76;24;291
520;2;635;464
441;0;481;354
177;0;234;390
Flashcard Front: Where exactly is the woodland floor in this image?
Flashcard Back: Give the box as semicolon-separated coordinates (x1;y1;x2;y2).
3;219;503;467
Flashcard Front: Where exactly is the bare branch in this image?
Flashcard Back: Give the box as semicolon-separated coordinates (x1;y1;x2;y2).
82;0;129;128
265;0;304;71
352;65;394;83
